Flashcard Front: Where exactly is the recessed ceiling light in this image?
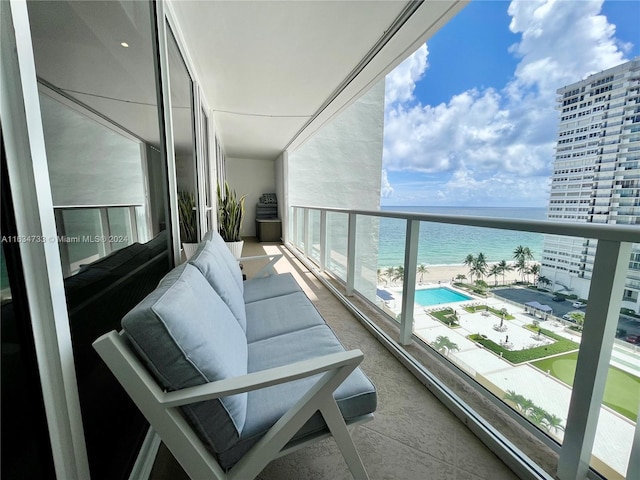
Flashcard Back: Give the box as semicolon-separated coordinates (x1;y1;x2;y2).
121;42;129;48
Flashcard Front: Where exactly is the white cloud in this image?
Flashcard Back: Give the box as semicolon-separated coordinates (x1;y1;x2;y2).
380;169;394;198
384;44;429;106
382;0;632;206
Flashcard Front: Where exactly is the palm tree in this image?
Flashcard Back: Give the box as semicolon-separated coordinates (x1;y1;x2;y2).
416;264;428;283
385;266;396;285
431;335;459;357
377;269;387;286
504;390;526;411
455;273;467;284
513;245;534;262
515;257;527;283
538;275;551;289
498;259;513;285
504;390;535;416
513;245;534;283
464;254;476;284
528;405;550;428
488;264;501;286
393;265;404;284
528;263;540;285
541;412;565;433
475;252;488;281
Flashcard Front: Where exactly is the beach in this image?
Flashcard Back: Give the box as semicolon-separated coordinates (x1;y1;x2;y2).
378;262;533;286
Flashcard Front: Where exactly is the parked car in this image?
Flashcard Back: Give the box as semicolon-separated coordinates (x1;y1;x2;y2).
572;301;586;308
562;313;577;323
625;335;640;345
552;296;565;302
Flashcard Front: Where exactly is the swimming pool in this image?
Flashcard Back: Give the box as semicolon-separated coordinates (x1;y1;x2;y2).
414;287;471;306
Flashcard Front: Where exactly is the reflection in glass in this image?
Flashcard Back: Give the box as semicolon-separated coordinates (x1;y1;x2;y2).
167;27;198;245
27;1;171;478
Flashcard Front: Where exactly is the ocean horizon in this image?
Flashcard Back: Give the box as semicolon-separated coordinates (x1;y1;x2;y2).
377;205;546;268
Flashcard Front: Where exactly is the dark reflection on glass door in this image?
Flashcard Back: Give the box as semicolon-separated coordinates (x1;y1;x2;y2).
26;1;171;478
1;139;56;480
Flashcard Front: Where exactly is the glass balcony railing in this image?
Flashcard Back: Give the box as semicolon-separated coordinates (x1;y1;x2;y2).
289;205;639;480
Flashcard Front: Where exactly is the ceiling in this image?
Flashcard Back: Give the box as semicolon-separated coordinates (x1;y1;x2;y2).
169;0;467;160
26;1;467;161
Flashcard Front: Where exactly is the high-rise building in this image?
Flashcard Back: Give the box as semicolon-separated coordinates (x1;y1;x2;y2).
541;58;640;314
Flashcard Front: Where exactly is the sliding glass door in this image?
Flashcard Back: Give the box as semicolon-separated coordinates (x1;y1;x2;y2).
25;1;171;478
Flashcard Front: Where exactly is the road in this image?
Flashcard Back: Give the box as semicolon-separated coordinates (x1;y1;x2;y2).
491;287;640;340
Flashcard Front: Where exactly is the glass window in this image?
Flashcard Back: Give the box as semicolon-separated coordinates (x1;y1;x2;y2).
27;1;171;478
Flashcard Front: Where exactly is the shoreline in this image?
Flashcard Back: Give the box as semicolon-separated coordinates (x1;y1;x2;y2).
378;261;536;286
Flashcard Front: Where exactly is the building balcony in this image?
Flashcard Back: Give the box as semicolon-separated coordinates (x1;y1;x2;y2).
148;238;524;480
263;206;639;480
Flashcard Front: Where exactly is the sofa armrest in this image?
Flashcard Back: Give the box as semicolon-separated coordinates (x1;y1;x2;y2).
161;349;363;408
238;254;283;278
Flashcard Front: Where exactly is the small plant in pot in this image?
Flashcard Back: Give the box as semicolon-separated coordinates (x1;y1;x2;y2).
178;190;198;259
217;181;246;259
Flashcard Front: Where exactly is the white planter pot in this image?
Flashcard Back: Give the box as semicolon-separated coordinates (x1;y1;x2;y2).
225;240;244;259
183;243;199;260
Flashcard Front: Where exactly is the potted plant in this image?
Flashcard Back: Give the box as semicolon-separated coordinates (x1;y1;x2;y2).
178;190;198;259
217;181;246;258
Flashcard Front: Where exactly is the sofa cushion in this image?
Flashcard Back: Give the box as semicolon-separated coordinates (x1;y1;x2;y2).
243;272;302;304
202;230;244;294
121;263;248;453
189;240;247;331
244;292;326;343
216;325;377;469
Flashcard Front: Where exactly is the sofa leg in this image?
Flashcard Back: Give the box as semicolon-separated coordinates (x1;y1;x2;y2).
320;399;369;480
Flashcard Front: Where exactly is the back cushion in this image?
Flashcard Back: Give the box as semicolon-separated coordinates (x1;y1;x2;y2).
189;240;247;331
121;263;248;452
202;230;244;293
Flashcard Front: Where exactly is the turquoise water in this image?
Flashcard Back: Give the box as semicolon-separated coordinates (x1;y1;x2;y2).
378;206;546;268
415;287;471;306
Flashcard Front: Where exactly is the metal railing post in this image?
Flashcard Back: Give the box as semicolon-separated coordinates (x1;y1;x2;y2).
320;210;327;272
346;213;357;296
291;207;298;248
557;240;632;479
400;219;419;345
303;208;310;258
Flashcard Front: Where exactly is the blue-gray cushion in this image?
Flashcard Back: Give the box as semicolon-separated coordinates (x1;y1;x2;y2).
121;263;248;454
189;240;247;332
217;325;377;469
243;272;302;304
244;292;326;343
201;230;244;294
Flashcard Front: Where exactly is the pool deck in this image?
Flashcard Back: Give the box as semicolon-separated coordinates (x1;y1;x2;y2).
378;282;639;477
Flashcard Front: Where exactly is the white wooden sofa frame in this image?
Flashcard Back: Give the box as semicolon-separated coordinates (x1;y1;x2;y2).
238;253;282;278
93;329;372;480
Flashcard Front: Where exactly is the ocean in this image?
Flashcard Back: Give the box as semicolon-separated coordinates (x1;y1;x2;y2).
377;206;547;268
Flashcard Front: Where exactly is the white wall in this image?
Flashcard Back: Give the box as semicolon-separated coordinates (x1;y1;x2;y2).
226;157;276;236
287;79;385;299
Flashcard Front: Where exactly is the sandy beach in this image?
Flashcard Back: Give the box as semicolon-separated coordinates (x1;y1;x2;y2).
378;262;533;286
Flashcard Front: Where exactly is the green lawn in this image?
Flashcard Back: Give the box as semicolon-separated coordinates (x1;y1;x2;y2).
532;352;640;422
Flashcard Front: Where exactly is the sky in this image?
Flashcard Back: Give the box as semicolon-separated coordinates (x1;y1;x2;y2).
381;0;640;207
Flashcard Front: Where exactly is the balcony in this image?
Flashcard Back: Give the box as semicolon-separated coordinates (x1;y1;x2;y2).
149;239;525;480
272;206;638;480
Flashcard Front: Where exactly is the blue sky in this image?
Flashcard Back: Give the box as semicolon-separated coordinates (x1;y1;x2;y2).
381;0;640;207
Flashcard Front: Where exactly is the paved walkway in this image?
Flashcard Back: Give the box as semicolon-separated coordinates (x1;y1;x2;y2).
382;283;638;477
